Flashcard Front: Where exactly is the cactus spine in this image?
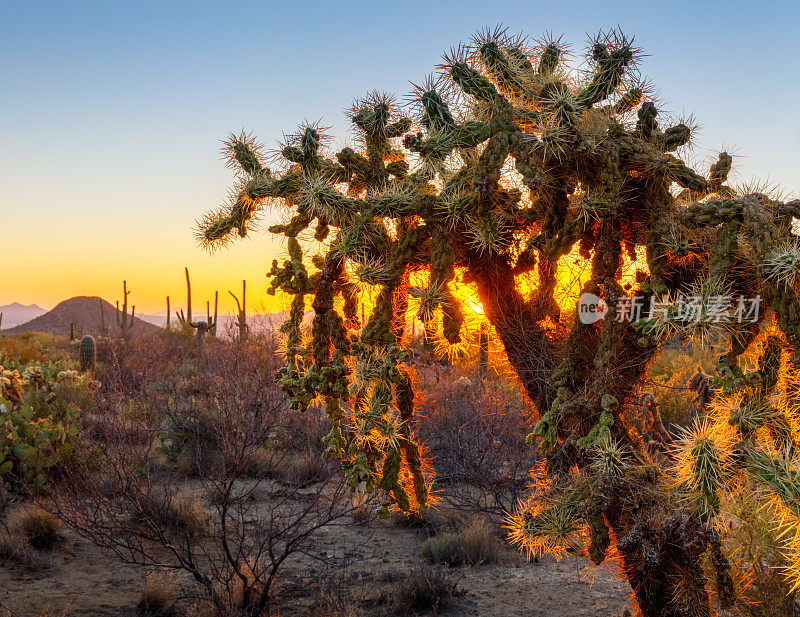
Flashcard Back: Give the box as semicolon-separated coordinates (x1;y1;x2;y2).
79;335;96;372
165;296;171;331
229;280;249;343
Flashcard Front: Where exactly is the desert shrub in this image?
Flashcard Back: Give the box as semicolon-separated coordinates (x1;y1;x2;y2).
382;566;455;615
420;516;500;567
95;332;186;400
138;571;180;617
278;449;328;486
0;333;71;367
51;335;360;617
417;365;537;515
460;516;500;565
136;489;209;538
420;533;464;566
12;503;65;549
0;527;51;571
351;503;373;524
391;508;464;538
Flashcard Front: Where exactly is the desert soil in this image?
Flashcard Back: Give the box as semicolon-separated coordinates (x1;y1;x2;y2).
0;503;631;617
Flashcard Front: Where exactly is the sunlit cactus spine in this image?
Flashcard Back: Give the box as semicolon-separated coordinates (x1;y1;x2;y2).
79;335;96;372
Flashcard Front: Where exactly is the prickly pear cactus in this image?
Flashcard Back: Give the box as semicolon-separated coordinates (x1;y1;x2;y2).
197;27;800;617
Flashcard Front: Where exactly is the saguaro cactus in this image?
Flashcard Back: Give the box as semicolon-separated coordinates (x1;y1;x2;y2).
207;291;218;339
115;280;135;331
189;320;212;353
79;335;96;372
176;267;192;329
197;27;800;616
229;280;249;343
98;300;108;336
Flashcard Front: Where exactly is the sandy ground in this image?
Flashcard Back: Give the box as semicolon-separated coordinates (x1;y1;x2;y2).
0;506;631;617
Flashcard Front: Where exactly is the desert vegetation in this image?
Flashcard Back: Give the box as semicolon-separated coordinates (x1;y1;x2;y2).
2;24;800;617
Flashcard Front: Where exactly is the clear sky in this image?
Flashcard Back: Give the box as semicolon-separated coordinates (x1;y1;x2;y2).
2;0;798;314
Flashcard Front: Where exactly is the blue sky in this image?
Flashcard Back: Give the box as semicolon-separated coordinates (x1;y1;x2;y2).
2;0;799;310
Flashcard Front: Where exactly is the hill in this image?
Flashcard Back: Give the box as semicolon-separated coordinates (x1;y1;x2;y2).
0;302;47;329
5;296;158;336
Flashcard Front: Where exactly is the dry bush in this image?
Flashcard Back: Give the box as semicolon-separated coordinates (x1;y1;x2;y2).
11;503;65;549
50;334;360;617
420;533;464;566
420;515;500;567
0;503;64;571
240;446;280;479
0;525;51;571
0;332;71;366
136;489;209;538
351;490;375;524
278;449;328;487
460;516;500;565
391;507;465;538
138;571;180;617
380;566;455;615
416;366;537;515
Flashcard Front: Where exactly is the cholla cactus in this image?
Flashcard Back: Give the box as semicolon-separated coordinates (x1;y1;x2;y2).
197;26;800;617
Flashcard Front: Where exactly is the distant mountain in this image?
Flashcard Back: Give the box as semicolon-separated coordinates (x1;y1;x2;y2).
5;296;158;336
0;303;48;329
